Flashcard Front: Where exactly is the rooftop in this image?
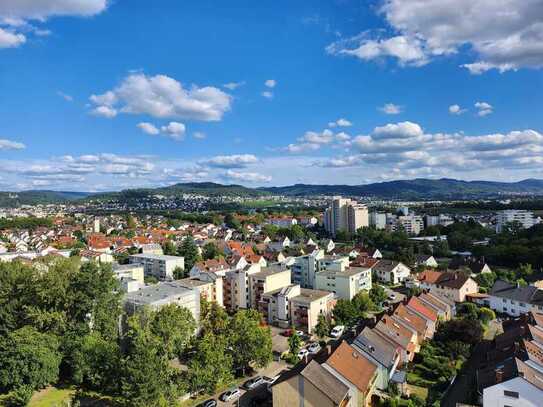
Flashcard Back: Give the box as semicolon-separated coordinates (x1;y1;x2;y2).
130;253;184;261
124;281;195;305
291;288;333;304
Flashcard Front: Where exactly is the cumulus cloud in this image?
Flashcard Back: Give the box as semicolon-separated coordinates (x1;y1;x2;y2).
193;131;206;139
261;91;273;99
328;0;543;73
223;170;272;183
223;81;245;90
0;27;25;48
372;121;423;139
264;79;276;88
475;101;493;117
137;122;160;135
160;122;186;140
328;118;352;127
89;73;232;121
199;154;259;169
91;105;117;118
379;103;403;115
0;139;25;150
449;104;467;115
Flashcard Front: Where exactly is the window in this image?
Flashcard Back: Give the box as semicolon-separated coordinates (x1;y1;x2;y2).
503;390;519;398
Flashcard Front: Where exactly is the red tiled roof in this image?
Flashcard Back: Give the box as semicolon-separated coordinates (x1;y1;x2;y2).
326;341;377;394
407;297;438;322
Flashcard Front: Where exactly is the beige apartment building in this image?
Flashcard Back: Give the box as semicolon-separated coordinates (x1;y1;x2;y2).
324;197;369;236
249;266;291;309
290;288;335;333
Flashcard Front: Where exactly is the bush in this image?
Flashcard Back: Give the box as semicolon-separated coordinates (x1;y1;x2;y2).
7;385;33;407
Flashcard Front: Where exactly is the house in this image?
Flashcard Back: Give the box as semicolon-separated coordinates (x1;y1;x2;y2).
140;243;163;255
190;258;230;277
353;327;402;390
417;270;479;302
290;288;335;334
414;254;438;268
272;360;350;407
488;280;543;317
324;341;378;407
80;249;113;264
377;315;420;362
418;292;454;320
177;277;223;307
449;256;492;275
315;266;372;300
392;303;433;342
406;297;438;338
373;260;410;284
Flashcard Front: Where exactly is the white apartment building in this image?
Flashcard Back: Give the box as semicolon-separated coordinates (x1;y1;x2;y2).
487;280;543;317
369;212;387;230
387;214;424;235
291;248;325;289
129;253;185;281
223;263;262;311
424;214;454;227
315;266;372;300
324;197;369;236
112;263;145;292
496;210;538;233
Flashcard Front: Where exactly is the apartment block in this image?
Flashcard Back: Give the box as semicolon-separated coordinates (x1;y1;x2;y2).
249;265;291;309
315;266;372;300
290;288;335;334
496;210;538;233
129;253;185;281
291;248;325;289
324;197;369;236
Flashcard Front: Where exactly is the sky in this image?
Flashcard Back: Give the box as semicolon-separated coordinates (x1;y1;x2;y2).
0;0;542;191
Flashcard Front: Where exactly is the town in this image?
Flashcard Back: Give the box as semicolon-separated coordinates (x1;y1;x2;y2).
1;194;543;407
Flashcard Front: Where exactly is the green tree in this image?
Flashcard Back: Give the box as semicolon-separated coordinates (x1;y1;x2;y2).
202;242;221;260
228;310;272;375
150;304;196;359
332;299;358;327
288;328;302;356
173;266;186;280
369;285;387;307
352;291;373;317
314;314;331;339
188;333;233;394
178;236;200;273
478;307;496;324
162;240;177;256
457;303;479;320
200;300;230;336
224;213;242;231
0;326;61;393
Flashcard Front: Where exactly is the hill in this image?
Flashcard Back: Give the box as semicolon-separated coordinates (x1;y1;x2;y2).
0;190;91;208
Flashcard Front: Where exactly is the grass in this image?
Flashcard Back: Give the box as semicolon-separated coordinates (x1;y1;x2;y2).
407;384;428;400
28;387;75;407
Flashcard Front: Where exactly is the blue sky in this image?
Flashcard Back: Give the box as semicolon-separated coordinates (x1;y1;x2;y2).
0;0;542;191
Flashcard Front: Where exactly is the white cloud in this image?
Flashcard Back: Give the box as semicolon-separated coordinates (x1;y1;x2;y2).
475;101;493;117
328;118;352;127
160;121;186;140
223;170;272;183
193;131;206;139
90;73;232;121
300;129;335;144
57;91;73;102
0;0;108;20
223;81;245;90
264;79;276;88
449;104;467;115
91;105;117;118
0;27;25;48
137;122;160;135
379;103;403;115
328;0;543;73
262;91;273;99
200;154;259;169
282;143;321;154
372;121;423;139
0;139;25;150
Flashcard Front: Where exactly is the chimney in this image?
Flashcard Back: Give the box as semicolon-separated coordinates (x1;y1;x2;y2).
495;368;504;384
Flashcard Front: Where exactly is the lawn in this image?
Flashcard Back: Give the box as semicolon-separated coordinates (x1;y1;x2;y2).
28;387;75;407
407;384;428;400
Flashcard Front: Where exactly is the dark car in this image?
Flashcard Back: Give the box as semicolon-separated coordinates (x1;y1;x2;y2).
197;399;217;407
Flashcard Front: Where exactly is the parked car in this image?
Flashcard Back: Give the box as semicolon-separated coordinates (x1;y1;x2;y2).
244;376;264;390
198;399;217;407
297;348;309;359
307;342;321;354
220;388;241;402
330;325;345;338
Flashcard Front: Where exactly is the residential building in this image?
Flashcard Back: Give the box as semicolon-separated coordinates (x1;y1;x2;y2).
315;266;372;300
395;214;424;235
424;214;453;227
249;265;291;309
177;277;223;306
112;263;144;292
406;297;438;338
318;255;350;272
496;210;538;233
290;288;335;333
324;197;369;236
373;260;410;284
223;263;262;311
414;254;438;268
129;253;185;281
291;248;325;288
272;360;350;407
417;270;479;302
123;281;200;323
261;284;301;327
80;249;113;264
139;243;164;255
324;341;378;407
369;212;386;230
488;280;543;317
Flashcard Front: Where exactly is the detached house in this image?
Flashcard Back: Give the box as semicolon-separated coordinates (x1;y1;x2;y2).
488;280;543;317
373;260;410;284
417;270;479;303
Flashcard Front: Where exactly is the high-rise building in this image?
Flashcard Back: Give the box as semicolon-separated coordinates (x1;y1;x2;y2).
324;197;369;236
369;212;387;230
496;210;538;233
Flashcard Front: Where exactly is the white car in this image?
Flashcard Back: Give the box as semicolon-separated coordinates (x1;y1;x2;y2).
219;388;241;402
330;325;345;338
307;342;321;354
297;348;309;359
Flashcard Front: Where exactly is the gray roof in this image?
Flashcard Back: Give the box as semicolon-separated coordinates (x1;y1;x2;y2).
354;327;399;369
301;361;349;405
490;280;543;305
373;260;401;272
124;281;195;306
130;253;184;261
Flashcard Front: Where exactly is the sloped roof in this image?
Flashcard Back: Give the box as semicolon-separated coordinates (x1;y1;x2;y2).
407;297;438;322
326;341;377;393
301;361;349;405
